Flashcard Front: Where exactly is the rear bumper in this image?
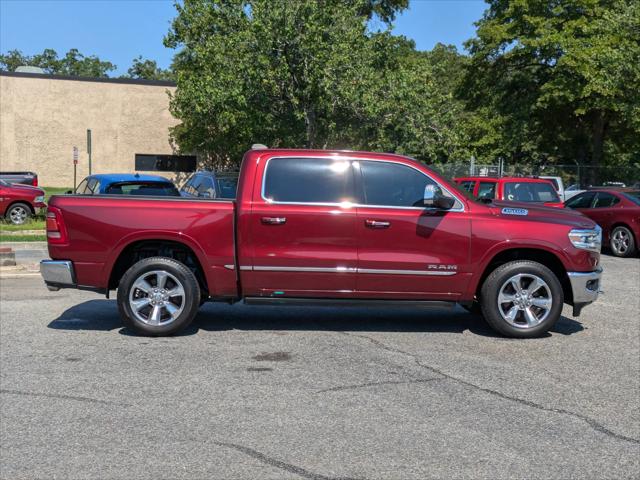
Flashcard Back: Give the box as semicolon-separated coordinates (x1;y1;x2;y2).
40;260;76;291
568;267;603;316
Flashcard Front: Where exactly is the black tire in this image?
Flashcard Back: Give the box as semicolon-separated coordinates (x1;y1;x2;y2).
117;256;201;336
610;226;636;258
479;260;564;338
5;202;32;225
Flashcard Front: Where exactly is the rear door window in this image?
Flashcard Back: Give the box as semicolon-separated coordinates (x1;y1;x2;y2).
197;177;216;198
565;192;596;209
263;157;356;204
477;181;497;200
504;182;560;203
593;192;620;208
459;180;476;192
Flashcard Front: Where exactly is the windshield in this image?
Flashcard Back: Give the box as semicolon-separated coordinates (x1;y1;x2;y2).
622;191;640;206
504;181;560;203
0;179;8;186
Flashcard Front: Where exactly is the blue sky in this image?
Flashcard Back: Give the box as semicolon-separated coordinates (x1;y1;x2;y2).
0;0;487;76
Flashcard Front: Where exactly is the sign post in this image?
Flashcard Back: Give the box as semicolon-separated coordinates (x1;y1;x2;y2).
86;129;92;175
73;146;79;191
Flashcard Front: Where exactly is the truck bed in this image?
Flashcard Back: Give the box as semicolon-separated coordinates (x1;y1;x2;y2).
47;195;237;296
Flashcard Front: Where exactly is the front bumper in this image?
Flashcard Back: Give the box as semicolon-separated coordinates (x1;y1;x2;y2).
40;260;76;291
567;267;603;316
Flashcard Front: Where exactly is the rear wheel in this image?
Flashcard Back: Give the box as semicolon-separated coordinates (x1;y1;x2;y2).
610;226;636;257
480;260;564;338
6;203;32;225
117;257;200;336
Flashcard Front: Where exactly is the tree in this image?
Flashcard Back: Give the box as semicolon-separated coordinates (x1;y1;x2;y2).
126;56;174;81
165;0;410;167
0;48;116;77
462;0;640;182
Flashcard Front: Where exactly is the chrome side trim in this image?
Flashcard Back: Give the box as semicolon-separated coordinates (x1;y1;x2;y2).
358;268;456;276
253;266;357;273
240;265;457;276
223;264;235;270
40;260;76;286
260;156;466;212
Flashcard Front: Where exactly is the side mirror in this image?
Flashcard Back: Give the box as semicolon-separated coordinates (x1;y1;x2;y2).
424;185;455;210
65;190;73;194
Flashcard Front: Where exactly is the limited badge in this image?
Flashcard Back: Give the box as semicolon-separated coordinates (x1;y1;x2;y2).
502;207;528;216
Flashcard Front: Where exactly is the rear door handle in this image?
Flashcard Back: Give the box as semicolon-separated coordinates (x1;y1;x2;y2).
365;219;390;229
261;216;287;225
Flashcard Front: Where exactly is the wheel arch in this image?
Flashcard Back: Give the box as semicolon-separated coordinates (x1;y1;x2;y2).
5;200;35;216
471;247;572;305
107;237;211;295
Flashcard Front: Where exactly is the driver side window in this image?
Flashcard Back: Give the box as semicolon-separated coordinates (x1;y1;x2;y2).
359;161;460;209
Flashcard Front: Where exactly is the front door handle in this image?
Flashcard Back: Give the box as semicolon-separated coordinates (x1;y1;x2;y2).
365;219;390;229
261;216;287;225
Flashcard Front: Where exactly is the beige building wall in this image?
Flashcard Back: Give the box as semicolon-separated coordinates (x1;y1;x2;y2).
0;72;179;187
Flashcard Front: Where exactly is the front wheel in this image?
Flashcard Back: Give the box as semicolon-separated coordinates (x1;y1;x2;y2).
610;226;636;257
117;257;201;336
480;260;564;338
6;203;32;225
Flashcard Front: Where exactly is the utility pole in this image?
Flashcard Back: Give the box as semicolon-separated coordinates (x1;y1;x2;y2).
73;146;78;191
87;129;92;175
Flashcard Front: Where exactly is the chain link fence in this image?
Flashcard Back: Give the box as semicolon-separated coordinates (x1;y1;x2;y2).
435;161;640;188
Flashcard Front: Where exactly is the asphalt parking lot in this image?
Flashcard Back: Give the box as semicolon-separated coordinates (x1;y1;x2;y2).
1;254;638;479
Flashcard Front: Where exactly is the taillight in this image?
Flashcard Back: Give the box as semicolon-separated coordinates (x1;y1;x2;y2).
32;177;38;187
46;207;68;245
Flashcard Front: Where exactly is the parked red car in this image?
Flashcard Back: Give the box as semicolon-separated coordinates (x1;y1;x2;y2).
41;149;602;338
565;189;640;257
0;179;46;225
454;176;564;208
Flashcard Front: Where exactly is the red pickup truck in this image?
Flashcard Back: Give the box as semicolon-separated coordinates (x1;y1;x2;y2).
454;176;564;208
41;149;603;338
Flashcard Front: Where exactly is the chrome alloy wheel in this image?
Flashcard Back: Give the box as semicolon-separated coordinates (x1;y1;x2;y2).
9;205;28;225
128;270;185;326
497;273;552;329
611;228;631;255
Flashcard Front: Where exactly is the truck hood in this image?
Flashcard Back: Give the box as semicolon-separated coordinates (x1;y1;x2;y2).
487;200;596;229
8;183;45;195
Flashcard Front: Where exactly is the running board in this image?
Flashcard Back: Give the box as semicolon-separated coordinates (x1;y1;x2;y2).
243;297;455;309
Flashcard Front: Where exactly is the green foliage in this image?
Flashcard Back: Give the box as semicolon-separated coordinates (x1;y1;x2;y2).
125;56;175;81
165;0;478;167
462;0;640;181
0;48;116;77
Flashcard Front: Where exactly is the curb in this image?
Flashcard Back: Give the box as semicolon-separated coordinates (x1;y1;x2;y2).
0;241;47;250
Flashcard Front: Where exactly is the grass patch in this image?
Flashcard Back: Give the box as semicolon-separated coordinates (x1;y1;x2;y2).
0;234;47;242
0;219;46;232
42;186;71;202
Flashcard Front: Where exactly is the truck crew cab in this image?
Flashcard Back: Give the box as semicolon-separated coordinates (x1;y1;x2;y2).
41;149;603;338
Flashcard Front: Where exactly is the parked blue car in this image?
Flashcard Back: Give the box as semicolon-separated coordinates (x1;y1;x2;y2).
74;173;181;196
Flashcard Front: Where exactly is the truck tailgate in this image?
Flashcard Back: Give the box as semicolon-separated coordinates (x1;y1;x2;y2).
47;195;236;296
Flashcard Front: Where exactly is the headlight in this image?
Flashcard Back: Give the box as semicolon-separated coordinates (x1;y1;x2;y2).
568;226;602;252
34;195;45;203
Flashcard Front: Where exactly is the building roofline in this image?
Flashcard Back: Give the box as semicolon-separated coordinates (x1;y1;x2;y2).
0;70;176;87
